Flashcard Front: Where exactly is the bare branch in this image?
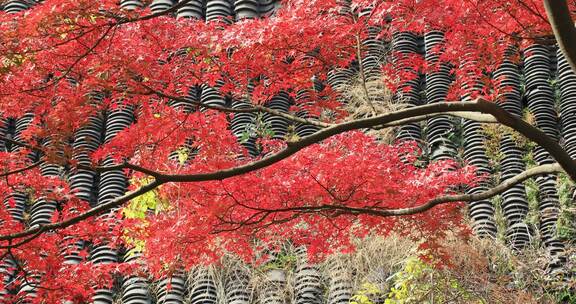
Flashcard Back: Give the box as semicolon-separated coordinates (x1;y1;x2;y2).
448;111;498;122
353;32;377;114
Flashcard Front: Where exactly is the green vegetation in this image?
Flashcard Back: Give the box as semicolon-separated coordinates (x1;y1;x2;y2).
346;235;572;304
123;177;169;219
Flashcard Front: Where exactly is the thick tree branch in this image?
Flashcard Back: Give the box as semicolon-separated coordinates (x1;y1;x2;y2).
1;99;575;243
483;98;576;180
543;0;576;72
155;99;576;183
92;99;575;181
376;112;497;128
448;111;498;122
78;162;163;178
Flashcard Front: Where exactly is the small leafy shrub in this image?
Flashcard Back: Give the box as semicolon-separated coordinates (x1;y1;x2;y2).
347;235;571;303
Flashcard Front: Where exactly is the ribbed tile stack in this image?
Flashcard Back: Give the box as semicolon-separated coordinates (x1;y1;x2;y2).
460;43;498;239
392;31;422;143
523;44;565;271
494;45;533;249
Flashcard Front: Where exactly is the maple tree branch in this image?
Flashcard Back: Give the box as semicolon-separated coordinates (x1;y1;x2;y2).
0;135;42;153
91;99;575;181
0;179;161;242
354;32;377;114
357;163;562;216
218;163;562;220
0;161;41;178
0;228;44;250
20;25;114;94
543;0;576;73
155;99;576;182
0;250;8;262
1;100;575;243
146;86;332;128
3;250;60;292
376;112;497;128
78;162;163;178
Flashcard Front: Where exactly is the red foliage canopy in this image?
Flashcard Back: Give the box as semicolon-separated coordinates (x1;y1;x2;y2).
0;0;567;302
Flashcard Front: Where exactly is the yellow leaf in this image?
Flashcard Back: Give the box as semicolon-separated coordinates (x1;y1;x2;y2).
176;147;189;165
